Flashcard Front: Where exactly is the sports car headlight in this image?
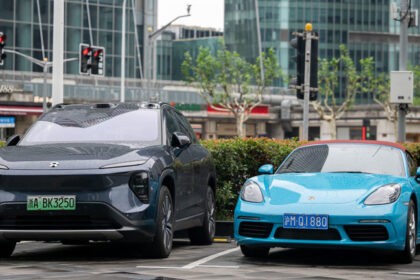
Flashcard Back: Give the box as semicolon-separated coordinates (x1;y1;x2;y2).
241;181;263;203
364;183;401;205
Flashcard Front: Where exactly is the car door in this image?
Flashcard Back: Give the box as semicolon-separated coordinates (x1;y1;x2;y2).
406;152;420;238
173;111;208;215
163;109;194;221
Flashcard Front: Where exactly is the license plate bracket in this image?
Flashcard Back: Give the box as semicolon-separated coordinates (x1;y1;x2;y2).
27;195;76;211
283;213;329;230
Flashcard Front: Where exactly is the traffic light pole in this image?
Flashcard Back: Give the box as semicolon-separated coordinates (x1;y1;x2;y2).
302;30;312;141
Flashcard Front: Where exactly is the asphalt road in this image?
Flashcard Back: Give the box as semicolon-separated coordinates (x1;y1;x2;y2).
2;240;420;279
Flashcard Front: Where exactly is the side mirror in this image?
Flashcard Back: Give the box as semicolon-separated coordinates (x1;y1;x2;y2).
171;132;191;148
416;167;420;182
6;134;20;147
258;164;274;174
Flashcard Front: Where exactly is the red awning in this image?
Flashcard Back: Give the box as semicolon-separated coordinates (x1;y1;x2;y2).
0;105;43;116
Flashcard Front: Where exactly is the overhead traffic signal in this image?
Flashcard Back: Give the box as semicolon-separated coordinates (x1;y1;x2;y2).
309;32;318;101
79;44;92;74
91;47;104;76
0;32;6;66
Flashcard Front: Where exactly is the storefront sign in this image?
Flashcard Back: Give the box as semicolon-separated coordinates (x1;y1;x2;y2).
175;104;202;111
0;117;15;128
0;84;24;94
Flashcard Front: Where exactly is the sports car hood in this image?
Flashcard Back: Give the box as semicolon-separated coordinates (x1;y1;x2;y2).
259;173;407;205
0;144;154;170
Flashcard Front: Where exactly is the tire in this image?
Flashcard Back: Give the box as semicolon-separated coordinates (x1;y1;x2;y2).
188;186;216;245
240;245;270;258
145;185;174;258
0;241;16;258
397;199;417;263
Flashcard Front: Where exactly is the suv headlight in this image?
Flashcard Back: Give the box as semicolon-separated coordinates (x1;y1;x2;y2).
364;183;401;205
241;181;263;203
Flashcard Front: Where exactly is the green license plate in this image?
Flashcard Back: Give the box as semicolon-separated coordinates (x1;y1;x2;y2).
27;195;76;211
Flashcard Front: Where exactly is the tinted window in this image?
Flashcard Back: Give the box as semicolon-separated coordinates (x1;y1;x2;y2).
164;109;180;145
20;109;160;147
173;111;198;144
277;144;405;177
407;152;417;177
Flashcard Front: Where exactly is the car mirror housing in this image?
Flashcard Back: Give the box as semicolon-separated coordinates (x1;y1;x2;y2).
258;164;274;174
6;134;20;147
416;167;420;182
171;132;191;148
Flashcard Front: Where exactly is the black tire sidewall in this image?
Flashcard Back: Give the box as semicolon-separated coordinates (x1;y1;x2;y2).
152;185;173;258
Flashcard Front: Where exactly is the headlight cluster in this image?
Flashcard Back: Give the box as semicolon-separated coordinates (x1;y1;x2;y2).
364;183;401;205
241;181;263;203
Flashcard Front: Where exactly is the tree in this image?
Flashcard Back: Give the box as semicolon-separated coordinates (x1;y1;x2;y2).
182;39;280;138
312;45;361;139
359;58;398;138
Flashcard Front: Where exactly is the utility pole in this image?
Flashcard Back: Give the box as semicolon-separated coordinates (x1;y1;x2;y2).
52;0;64;106
398;0;409;142
120;0;127;102
254;0;264;81
302;24;312;141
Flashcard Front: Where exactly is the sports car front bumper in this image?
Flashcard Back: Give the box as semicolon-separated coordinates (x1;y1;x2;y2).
234;199;410;251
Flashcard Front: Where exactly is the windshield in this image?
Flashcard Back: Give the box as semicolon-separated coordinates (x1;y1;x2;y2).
276;144;405;177
19;109;161;147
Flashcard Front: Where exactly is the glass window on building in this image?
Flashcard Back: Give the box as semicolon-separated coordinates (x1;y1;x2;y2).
0;0;14;20
16;0;32;22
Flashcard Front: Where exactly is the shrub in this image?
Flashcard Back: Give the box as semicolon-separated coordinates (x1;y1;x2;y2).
202;138;420;220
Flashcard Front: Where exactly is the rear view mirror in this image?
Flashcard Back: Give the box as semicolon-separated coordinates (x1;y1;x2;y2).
171;132;191;148
6;134;20;147
259;164;274;174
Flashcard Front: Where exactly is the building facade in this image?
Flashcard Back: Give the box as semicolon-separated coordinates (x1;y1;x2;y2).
225;0;420;102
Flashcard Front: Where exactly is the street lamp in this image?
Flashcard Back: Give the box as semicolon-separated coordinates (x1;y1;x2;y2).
144;5;192;98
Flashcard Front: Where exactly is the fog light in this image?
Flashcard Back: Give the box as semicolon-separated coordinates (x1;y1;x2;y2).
129;172;149;203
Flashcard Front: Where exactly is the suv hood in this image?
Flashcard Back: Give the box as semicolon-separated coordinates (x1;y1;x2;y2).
0;144;152;170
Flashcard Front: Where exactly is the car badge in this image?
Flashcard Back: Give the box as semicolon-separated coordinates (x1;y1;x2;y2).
308;196;315;201
49;162;59;168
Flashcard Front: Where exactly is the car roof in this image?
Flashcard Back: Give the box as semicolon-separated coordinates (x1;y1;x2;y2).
52;102;170;110
301;140;407;152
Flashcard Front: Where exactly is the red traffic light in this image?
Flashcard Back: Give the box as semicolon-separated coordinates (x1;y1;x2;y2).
82;47;92;56
0;34;6;44
93;49;103;57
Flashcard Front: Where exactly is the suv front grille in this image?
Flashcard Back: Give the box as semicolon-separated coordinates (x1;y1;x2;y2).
344;225;389;241
238;222;273;238
274;227;341;240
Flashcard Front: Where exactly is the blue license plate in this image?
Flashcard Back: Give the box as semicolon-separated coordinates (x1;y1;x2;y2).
283;213;329;230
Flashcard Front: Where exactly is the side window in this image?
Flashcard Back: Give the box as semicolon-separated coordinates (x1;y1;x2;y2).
164;110;180;145
174;111;199;144
406;152;417;177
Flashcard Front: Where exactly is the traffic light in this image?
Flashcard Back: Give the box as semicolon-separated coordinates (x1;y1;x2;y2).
91;47;104;76
79;44;92;74
0;32;6;66
289;31;319;101
290;33;305;99
362;119;371;140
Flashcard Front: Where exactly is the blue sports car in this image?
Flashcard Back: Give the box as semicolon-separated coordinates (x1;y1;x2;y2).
234;140;420;263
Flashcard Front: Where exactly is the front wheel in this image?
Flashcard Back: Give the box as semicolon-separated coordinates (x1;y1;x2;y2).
397;199;417;263
189;186;216;245
240;245;270;258
0;241;16;258
145;185;174;258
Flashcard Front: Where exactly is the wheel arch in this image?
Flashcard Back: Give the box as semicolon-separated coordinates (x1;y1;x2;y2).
208;175;216;195
160;169;176;207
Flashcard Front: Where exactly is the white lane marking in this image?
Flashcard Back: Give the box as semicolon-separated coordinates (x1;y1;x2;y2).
182;247;240;269
136;266;184;269
397;272;420;275
198;265;239;268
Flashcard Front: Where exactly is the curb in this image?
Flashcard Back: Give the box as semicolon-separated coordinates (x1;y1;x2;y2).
174;221;234;238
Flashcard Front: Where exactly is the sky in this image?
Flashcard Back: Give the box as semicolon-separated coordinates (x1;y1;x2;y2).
158;0;224;31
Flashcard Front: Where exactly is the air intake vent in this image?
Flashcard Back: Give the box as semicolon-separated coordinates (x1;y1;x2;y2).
344;225;389;241
93;103;114;109
238;222;273;238
274;227;341;240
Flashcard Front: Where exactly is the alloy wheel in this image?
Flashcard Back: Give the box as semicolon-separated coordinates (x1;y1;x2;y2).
207;190;216;238
161;194;173;251
408;206;416;256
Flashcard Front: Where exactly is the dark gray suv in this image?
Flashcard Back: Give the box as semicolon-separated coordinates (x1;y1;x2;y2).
0;102;216;258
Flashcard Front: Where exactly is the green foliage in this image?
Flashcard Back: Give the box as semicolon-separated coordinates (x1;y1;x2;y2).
182;39;282;137
203;138;420;220
201;138;302;220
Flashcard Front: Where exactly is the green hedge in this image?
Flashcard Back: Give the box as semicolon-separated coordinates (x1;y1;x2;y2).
201;138;420;220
